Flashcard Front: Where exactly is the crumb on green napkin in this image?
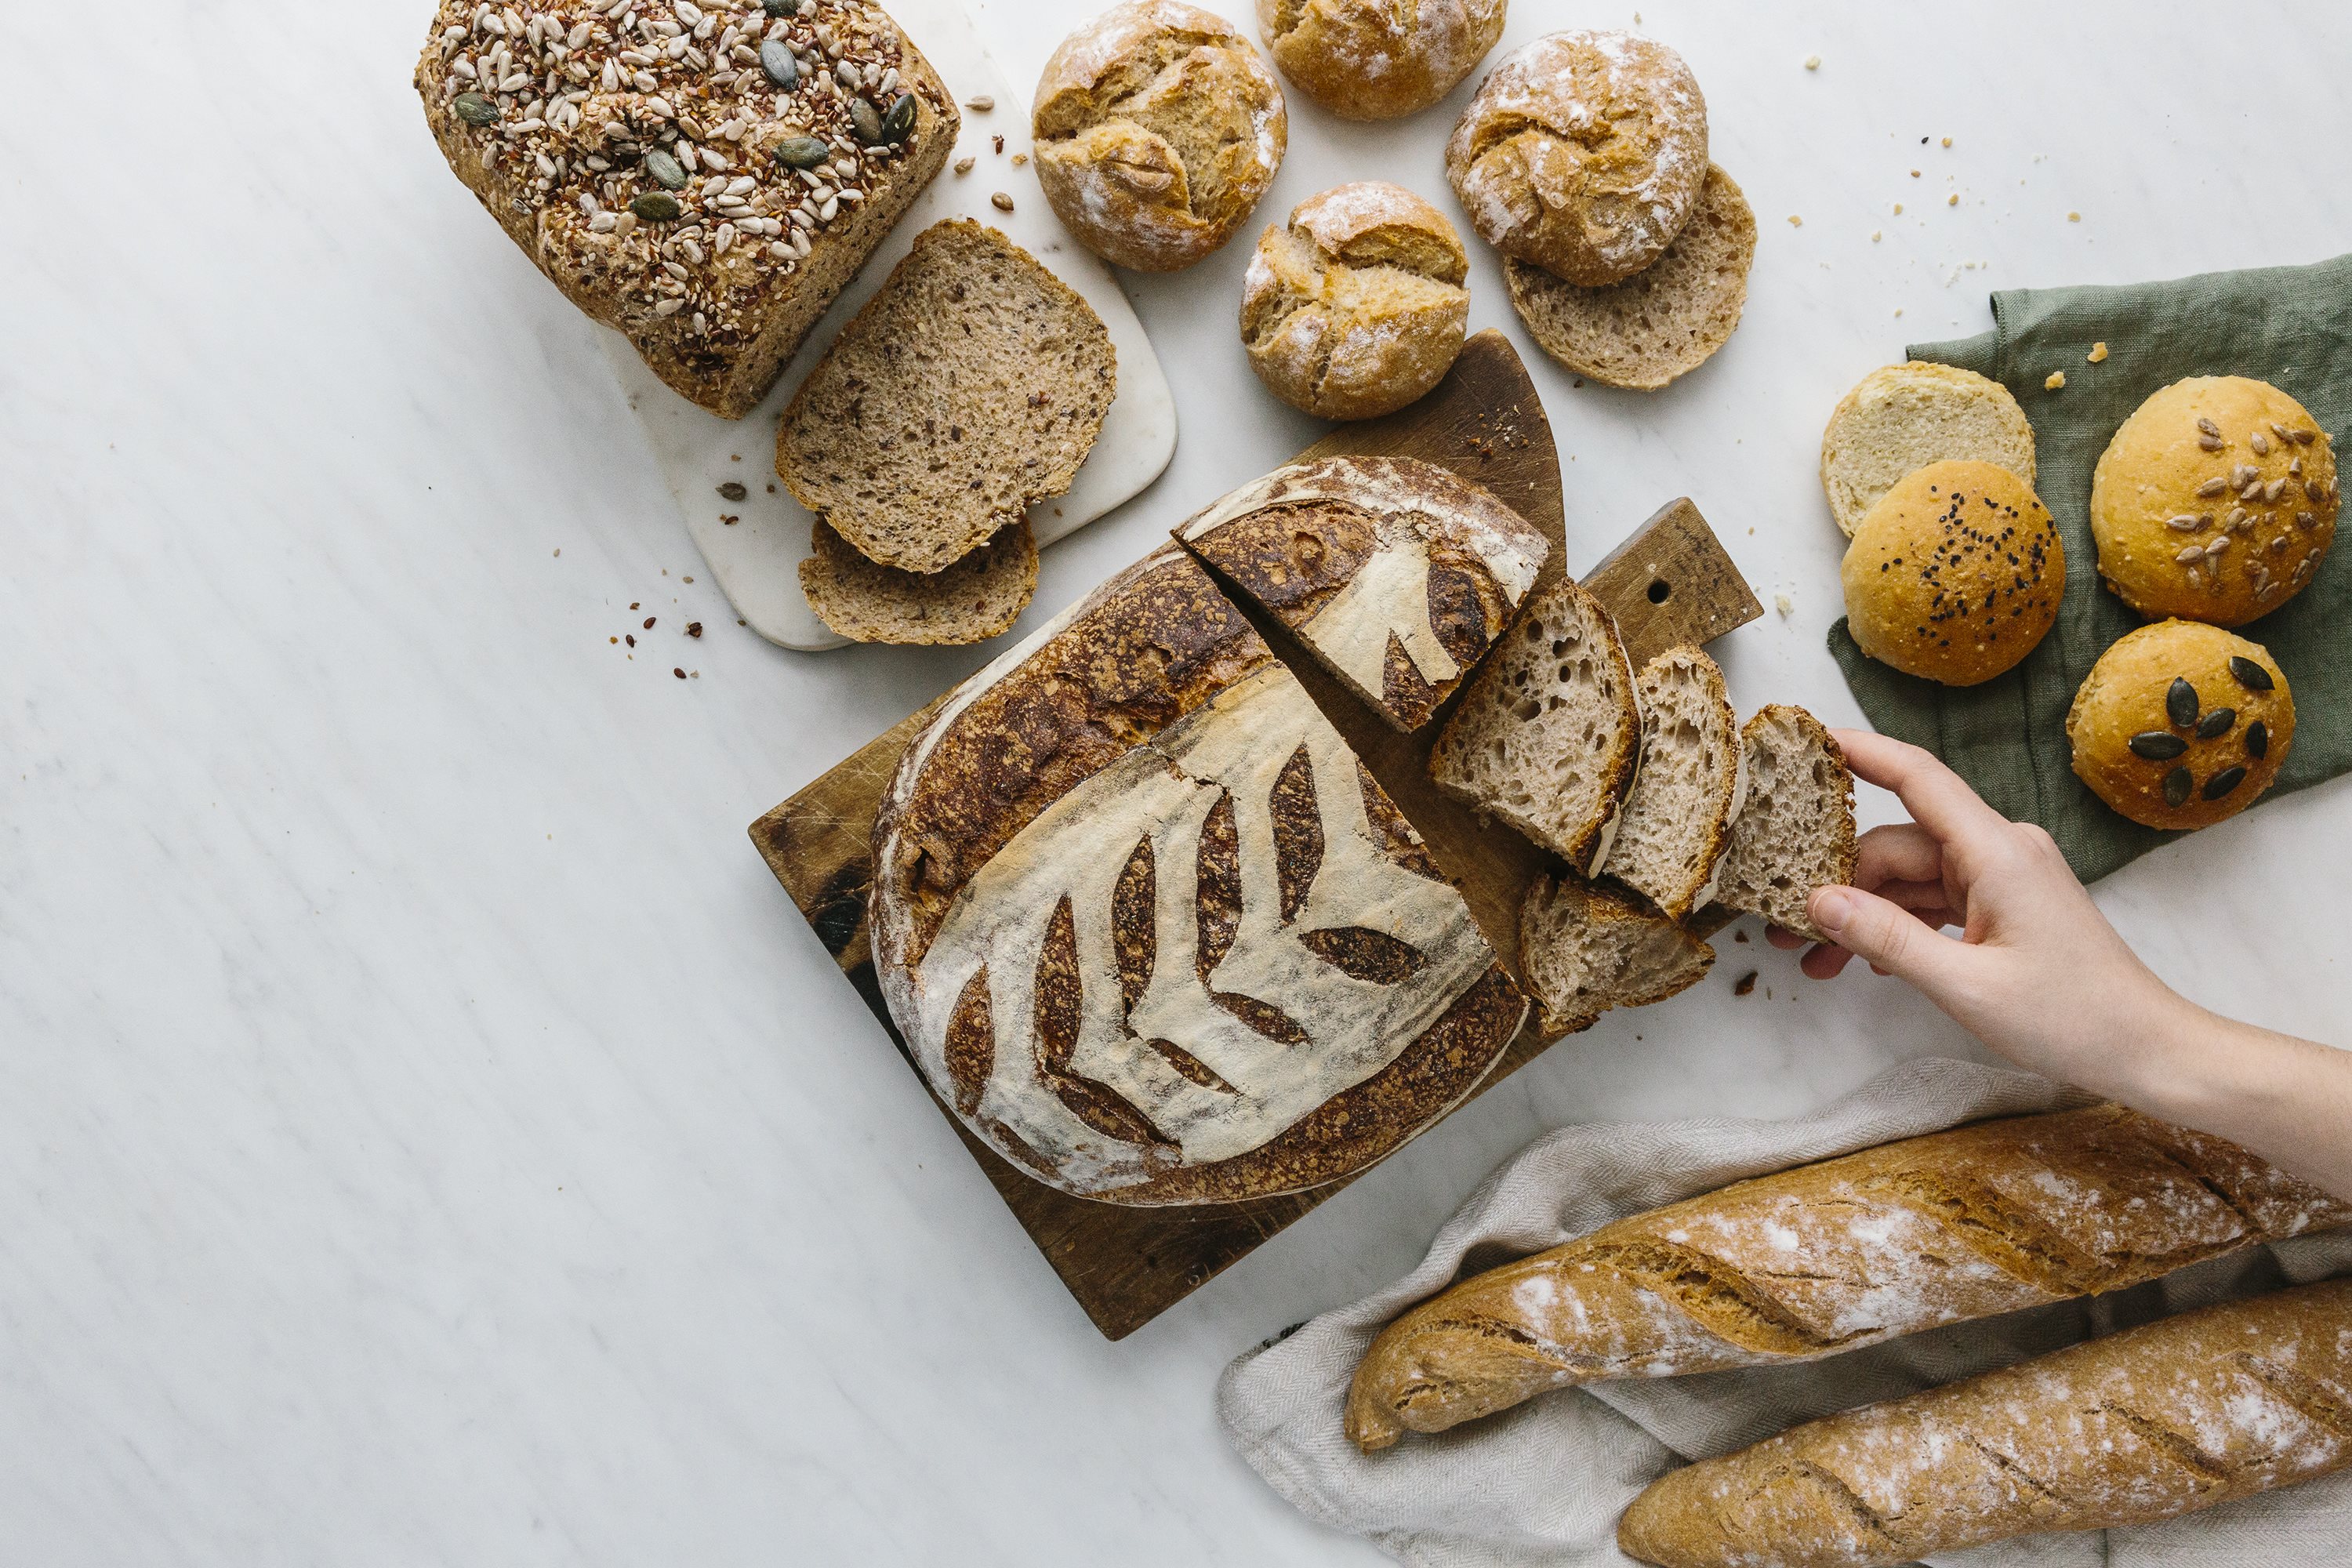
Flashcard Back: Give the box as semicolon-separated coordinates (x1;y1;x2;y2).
1829;253;2352;883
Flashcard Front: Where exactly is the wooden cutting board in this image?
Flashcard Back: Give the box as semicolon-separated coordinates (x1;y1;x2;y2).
750;332;1762;1338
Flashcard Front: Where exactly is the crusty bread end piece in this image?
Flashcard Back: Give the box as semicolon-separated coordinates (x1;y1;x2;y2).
777;220;1115;573
1600;646;1746;920
1820;361;2037;537
1427;579;1641;875
799;519;1037;645
1519;874;1715;1039
1715;705;1857;942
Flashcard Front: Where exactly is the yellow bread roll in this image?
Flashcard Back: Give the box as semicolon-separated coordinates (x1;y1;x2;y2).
1841;459;2064;686
2066;620;2292;830
2090;376;2337;626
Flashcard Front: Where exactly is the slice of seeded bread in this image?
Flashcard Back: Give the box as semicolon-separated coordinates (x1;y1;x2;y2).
777;219;1116;574
1715;705;1858;942
1428;578;1640;874
1820;361;2037;536
799;518;1036;645
1600;646;1747;920
1519;873;1715;1039
1504;164;1755;391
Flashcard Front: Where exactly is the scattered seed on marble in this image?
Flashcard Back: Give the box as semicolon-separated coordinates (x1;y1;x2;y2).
2229;655;2274;691
2130;731;2188;760
992;191;1014;211
2163;767;2193;808
2167;677;2200;728
718;481;748;500
954;155;976;174
2202;766;2247;800
965;95;995;111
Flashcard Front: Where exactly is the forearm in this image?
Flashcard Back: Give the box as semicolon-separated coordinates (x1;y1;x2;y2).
2106;998;2352;1202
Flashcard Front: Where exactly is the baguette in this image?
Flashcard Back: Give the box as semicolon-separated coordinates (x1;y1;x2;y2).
1345;1104;2352;1450
1619;1279;2352;1567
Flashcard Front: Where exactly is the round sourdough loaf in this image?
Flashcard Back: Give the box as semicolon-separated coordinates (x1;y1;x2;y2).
1445;31;1708;285
1240;183;1471;421
1820;362;2038;538
1842;459;2065;686
1257;0;1506;122
869;546;1525;1204
2090;376;2338;627
2067;619;2292;831
1033;2;1288;273
1503;162;1752;390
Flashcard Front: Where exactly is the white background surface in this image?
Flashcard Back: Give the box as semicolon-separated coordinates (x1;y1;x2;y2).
4;2;2348;1563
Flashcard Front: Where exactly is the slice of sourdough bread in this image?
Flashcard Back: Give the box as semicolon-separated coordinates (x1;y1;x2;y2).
1715;705;1858;941
798;518;1037;645
777;219;1116;574
1427;579;1640;875
1819;361;2036;537
1600;645;1747;920
1519;873;1715;1039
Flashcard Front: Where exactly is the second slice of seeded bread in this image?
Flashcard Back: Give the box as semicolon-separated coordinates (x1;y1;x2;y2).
777;220;1116;574
1715;705;1858;942
799;518;1037;645
1428;579;1641;873
1519;873;1715;1039
1600;646;1747;920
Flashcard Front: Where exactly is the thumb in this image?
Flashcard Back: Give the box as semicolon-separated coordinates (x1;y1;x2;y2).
1809;885;1970;996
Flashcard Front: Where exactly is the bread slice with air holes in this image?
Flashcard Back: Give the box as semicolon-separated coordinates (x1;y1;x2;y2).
1427;579;1641;875
1519;873;1715;1040
1714;705;1857;942
1599;645;1747;920
777;219;1116;575
798;518;1037;646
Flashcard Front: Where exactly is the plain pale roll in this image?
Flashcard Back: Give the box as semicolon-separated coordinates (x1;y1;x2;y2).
1819;361;2037;538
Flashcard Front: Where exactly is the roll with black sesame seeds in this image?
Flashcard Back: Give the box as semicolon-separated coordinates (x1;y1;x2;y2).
1840;459;2065;686
2066;620;2292;831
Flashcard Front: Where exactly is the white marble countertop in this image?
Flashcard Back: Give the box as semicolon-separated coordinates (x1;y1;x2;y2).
5;1;2349;1561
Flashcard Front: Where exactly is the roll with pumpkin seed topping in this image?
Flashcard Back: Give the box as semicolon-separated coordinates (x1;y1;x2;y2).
2067;619;2293;831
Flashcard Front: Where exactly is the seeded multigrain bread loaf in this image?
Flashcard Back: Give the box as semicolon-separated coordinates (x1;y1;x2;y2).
1518;874;1713;1039
1445;31;1708;286
778;220;1116;575
1033;2;1288;273
416;1;956;419
1714;705;1856;942
1175;456;1549;731
1619;1280;2352;1568
1258;0;1508;122
1344;1102;2352;1450
797;519;1037;645
2089;375;2339;627
1841;459;2066;686
2067;619;2295;831
1599;646;1745;921
1504;163;1755;391
1427;579;1641;874
1241;183;1472;421
869;546;1526;1205
1820;361;2038;538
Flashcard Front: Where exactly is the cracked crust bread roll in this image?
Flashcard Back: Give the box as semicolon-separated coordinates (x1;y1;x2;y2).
1257;0;1506;122
1033;1;1288;272
1841;459;2065;687
1444;30;1708;286
1344;1102;2352;1450
1241;183;1471;421
2066;619;2293;831
2089;376;2338;628
1618;1279;2352;1568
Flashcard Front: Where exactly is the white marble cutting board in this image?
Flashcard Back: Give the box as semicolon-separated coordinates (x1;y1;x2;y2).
598;0;1176;652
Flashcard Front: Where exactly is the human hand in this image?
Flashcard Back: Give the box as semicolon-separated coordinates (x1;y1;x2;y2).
1769;730;2194;1096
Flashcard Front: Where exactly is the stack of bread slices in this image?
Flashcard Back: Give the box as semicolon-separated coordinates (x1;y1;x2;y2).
785;220;1118;645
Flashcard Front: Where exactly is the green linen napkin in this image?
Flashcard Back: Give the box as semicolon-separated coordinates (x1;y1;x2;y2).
1828;252;2352;883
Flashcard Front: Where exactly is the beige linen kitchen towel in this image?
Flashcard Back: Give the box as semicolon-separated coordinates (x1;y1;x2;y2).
1216;1057;2352;1566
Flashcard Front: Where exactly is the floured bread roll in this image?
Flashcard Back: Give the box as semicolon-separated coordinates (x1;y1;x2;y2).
1258;0;1507;122
869;546;1526;1205
1176;455;1549;731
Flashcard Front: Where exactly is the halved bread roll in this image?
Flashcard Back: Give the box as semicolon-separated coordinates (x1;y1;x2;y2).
1427;579;1641;875
1599;646;1746;920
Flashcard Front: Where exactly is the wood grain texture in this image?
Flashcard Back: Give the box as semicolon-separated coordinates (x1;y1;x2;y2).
750;332;1761;1338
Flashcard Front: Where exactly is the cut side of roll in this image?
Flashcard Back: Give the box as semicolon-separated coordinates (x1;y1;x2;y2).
1519;874;1715;1039
1819;361;2037;538
1714;705;1857;941
1427;579;1641;875
1599;646;1745;920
